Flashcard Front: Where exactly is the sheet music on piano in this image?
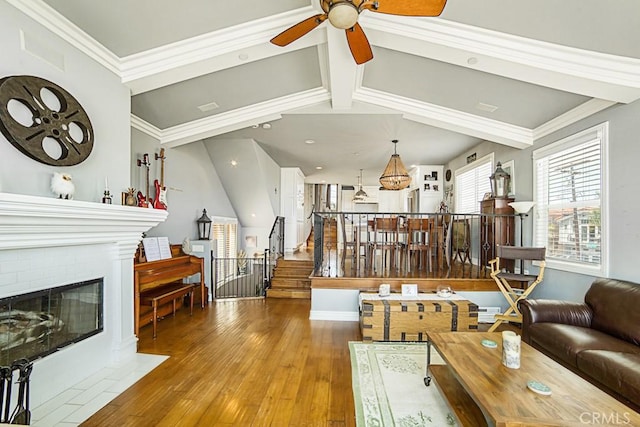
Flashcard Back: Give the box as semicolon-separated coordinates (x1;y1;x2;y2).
142;237;172;262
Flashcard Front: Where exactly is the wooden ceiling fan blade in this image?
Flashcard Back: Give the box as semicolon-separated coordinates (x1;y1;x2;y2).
270;14;327;47
367;0;447;17
345;23;373;65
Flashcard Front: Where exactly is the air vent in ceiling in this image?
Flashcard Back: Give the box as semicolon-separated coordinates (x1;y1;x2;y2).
476;102;498;113
197;101;219;112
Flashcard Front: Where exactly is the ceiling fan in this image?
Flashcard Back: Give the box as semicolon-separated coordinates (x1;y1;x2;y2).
270;0;447;65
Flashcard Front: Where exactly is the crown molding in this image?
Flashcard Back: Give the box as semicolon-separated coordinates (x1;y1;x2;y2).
354;87;533;149
120;6;317;93
362;14;640;103
533;98;616;141
130;115;163;140
6;0;120;75
158;88;331;147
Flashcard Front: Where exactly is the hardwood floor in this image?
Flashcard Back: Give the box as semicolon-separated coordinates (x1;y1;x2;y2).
81;299;360;426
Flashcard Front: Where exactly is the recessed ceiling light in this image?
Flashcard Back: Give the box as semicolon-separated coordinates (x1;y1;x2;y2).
230;160;238;166
251;124;259;129
467;57;478;65
305;139;315;144
238;53;249;61
262;123;271;129
316;166;323;170
197;101;219;112
321;180;326;183
476;102;498;113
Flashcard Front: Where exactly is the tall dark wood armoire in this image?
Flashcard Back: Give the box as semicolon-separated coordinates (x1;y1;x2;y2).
480;197;515;270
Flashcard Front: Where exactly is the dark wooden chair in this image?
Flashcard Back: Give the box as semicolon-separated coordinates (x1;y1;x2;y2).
369;217;402;272
405;218;433;272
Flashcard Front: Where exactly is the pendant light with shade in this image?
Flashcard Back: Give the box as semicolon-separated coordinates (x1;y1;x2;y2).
353;169;368;201
379;139;411;190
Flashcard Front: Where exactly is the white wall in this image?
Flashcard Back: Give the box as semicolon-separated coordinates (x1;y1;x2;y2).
281;167;305;253
204;138;280;252
131;129;236;244
0;1;130;200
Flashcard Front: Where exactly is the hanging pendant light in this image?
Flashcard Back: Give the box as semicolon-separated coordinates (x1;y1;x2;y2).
353;169;368;201
379;139;411;190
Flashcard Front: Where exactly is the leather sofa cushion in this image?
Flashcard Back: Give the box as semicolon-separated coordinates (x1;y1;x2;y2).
586;278;640;345
577;351;640;408
529;323;640;367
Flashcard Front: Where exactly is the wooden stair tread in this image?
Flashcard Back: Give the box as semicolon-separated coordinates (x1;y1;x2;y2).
270;278;311;288
429;365;487;427
266;288;311;299
267;257;314;299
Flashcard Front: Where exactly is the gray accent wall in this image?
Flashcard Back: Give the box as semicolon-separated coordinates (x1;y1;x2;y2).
446;99;640;302
131;129;236;244
0;1;130;201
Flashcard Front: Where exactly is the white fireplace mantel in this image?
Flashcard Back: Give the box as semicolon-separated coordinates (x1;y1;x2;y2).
0;192;169;407
0;192;168;252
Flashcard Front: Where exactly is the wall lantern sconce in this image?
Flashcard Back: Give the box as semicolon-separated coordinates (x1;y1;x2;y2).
489;162;511;198
197;209;212;240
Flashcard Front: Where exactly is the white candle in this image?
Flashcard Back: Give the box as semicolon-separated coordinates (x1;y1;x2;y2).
502;331;521;369
105;176;109;190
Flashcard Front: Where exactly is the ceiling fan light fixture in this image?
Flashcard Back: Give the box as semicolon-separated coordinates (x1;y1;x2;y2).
379;140;411;190
328;2;359;29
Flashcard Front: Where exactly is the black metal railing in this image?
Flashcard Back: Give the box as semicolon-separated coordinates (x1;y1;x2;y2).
213;256;267;299
264;216;285;289
312;211;517;279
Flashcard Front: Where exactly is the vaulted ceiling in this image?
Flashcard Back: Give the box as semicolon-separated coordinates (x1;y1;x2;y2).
13;0;640;186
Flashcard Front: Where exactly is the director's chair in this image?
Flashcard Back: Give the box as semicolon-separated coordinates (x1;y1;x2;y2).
487;246;546;332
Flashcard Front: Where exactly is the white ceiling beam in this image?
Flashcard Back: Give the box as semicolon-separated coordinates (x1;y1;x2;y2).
324;26;359;109
354;88;533;149
361;14;640;104
120;7;322;94
158;88;331;147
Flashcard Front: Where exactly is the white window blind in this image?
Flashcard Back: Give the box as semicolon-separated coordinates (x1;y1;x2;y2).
455;155;493;213
212;218;239;282
533;123;608;274
212;218;238;258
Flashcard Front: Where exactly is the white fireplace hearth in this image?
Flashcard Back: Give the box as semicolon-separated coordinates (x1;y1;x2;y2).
0;192;167;408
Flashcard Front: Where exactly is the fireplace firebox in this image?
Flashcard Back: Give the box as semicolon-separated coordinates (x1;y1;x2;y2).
0;278;104;365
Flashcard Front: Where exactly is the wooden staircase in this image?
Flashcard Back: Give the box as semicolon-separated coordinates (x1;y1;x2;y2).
266;258;314;299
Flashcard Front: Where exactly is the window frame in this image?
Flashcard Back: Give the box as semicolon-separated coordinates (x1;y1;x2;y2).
212;216;239;283
454;153;494;214
532;122;609;276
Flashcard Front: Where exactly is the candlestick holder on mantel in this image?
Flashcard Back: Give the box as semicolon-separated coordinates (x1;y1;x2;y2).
102;190;112;204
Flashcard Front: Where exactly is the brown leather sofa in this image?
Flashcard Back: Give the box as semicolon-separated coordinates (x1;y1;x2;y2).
520;278;640;412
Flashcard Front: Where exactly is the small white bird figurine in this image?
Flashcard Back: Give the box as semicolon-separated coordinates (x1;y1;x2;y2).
51;172;75;199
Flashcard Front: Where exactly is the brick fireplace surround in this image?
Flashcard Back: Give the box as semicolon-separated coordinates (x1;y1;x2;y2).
0;192;167;408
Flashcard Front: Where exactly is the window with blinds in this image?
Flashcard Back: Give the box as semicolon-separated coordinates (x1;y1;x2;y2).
454;154;493;213
533;122;608;275
212;218;238;280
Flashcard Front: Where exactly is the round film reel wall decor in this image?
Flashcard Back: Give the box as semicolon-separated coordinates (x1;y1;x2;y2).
0;75;94;166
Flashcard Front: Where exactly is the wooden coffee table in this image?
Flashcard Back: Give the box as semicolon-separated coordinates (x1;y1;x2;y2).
425;332;640;426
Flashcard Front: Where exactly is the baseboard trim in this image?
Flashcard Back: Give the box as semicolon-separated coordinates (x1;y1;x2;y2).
309;310;359;322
